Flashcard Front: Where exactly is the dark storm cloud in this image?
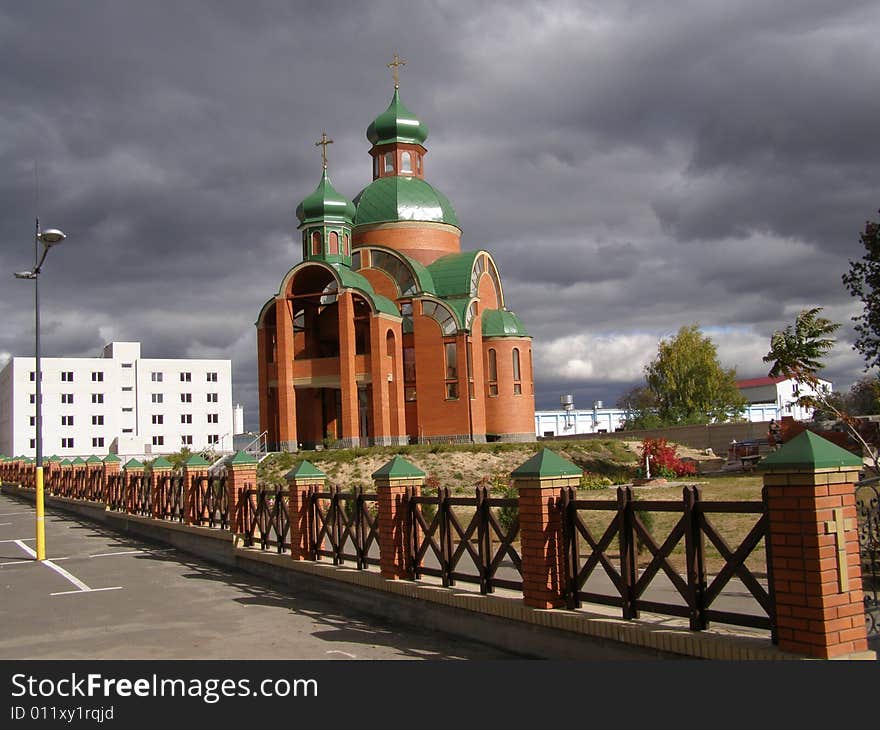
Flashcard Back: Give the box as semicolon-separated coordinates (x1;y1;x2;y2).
2;1;879;430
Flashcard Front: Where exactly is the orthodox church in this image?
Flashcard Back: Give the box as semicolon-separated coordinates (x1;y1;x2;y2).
256;59;535;450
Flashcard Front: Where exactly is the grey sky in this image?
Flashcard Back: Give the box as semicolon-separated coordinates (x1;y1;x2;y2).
2;1;878;429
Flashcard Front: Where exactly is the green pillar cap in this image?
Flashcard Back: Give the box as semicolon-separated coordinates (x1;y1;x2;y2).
759;430;863;471
150;456;173;469
229;450;258;466
46;455;61;463
102;454;122;464
123;458;145;470
71;457;86;466
371;456;426;480
285;460;326;480
511;448;582;479
60;458;72;466
86;455;103;464
184;453;211;467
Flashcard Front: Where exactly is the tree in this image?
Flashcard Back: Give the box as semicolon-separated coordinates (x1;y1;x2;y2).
644;324;746;425
843;212;880;369
763;307;877;474
616;384;662;430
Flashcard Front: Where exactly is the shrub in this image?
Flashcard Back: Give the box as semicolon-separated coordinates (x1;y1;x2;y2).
638;438;697;478
581;472;613;490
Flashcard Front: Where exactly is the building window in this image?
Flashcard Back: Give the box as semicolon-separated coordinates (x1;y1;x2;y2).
30;438;36;449
152;414;163;425
384;151;394;173
467;340;475;399
207;372;217;382
445;341;458;400
181;414;192;424
401;151;412;173
92;371;104;382
207;393;218;403
487;348;498;396
29;371;36;382
180;372;191;382
373;155;379;178
61;415;74;426
122;428;133;433
311;230;321;256
151;372;163;382
122;363;133;368
92;393;104;404
61;393;74;404
181;393;192;403
29;416;35;426
122;407;133;412
343;233;350;256
181;435;193;446
62;437;74;449
403;347;416;402
152;393;163;404
122;386;133;392
329;231;339;255
92;437;104;448
207;413;219;424
416;155;421;174
208;434;220;445
152;435;164;446
513;348;522;395
61;371;74;382
92;415;104;426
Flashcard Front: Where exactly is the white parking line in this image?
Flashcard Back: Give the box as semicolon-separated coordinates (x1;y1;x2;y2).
0;512;34;517
89;550;145;558
0;538;34;543
0;523;12;526
14;540;123;595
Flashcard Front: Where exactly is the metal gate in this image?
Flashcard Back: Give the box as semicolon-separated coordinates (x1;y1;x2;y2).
856;479;879;637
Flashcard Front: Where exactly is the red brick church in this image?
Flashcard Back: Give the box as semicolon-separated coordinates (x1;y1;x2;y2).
257;60;535;450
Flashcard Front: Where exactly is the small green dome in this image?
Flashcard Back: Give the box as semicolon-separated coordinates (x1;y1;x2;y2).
367;89;428;147
353;176;458;227
296;169;356;226
482;309;530;338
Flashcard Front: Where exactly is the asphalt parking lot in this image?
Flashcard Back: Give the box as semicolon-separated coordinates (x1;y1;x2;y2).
0;493;517;660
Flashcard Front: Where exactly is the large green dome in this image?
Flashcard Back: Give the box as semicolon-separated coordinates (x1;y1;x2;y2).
296;169;356;226
353;176;459;227
366;89;429;147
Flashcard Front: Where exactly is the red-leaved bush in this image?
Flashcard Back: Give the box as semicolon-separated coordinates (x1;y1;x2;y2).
639;438;697;478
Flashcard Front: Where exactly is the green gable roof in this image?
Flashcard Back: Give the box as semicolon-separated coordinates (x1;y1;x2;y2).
86;455;103;464
150;456;173;469
353;176;458;228
366;88;429;147
102;454;122;464
230;450;258;466
185;453;211;467
371;456;426;480
759;430;863;470
482;309;530;338
511;449;581;479
285;460;326;480
123;458;144;469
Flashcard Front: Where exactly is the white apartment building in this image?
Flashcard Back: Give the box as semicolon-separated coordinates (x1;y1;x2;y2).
0;342;234;459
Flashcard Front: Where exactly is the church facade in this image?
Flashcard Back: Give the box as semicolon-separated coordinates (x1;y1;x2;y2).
256;67;535;450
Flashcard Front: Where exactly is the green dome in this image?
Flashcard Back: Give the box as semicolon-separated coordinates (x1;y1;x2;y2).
482;309;530;338
353;176;459;227
296;169;356;226
367;89;428;147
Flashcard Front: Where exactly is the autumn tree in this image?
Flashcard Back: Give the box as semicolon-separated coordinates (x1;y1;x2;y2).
843;212;880;369
617;384;662;429
644;325;745;425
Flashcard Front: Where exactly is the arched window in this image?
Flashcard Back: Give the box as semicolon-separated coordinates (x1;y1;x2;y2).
401;151;412;173
311;231;321;256
328;231;339;255
512;348;522;395
487;348;498;397
421;300;457;335
373;155;379;178
416;155;421;174
445;341;458;399
384;152;394;174
343;233;350;256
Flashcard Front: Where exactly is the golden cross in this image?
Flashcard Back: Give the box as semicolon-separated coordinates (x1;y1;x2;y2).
315;130;333;169
824;507;856;593
387;53;406;89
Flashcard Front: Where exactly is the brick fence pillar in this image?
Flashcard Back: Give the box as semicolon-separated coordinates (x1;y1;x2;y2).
123;459;145;514
58;459;72;497
183;454;211;525
227;451;258;538
102;455;121;507
86;456;103;500
373;456;425;579
511;449;582;609
44;456;60;496
149;456;173;518
286;461;326;560
70;457;86;498
761;431;874;659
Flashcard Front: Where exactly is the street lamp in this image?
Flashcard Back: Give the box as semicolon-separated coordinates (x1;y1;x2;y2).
14;217;66;561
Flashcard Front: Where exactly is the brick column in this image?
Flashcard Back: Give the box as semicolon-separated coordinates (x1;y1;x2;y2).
369;316;393;446
183;454;211;525
275;296;298;452
227;451;258;539
44;457;59;496
761;431;873;659
71;458;86;498
86;457;103;500
373;456;425;579
149;457;173;519
123;459;145;514
58;460;72;497
511;449;581;609
286;461;326;560
338;291;360;447
102;455;122;508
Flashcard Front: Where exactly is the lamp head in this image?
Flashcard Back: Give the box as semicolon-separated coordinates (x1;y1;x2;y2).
13;271;36;280
38;228;66;246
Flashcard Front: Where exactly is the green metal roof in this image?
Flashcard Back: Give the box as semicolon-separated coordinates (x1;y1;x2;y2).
185;453;211;467
151;456;173;469
60;458;72;466
46;455;61;463
482;309;530;338
759;430;863;470
296;169;356;226
353;176;458;228
371;456;426;480
86;455;103;464
102;454;122;464
366;89;429;147
230;450;258;465
511;449;581;479
71;457;86;466
406;256;436;295
334;265;401;317
285;460;326;480
427;251;480;297
123;458;144;469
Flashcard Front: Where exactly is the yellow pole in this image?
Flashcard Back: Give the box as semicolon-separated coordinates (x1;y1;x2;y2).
35;466;46;560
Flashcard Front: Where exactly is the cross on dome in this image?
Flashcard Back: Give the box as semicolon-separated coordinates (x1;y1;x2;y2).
387;53;406;89
315;130;333;169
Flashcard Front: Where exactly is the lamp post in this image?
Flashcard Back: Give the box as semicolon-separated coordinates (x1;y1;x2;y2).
14;217;66;561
